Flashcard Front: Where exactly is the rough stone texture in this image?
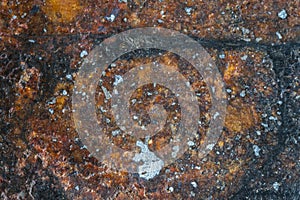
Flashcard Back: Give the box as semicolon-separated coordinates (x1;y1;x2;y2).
0;0;299;199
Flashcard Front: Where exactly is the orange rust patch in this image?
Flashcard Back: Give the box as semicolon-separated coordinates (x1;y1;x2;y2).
225;99;260;132
42;0;82;23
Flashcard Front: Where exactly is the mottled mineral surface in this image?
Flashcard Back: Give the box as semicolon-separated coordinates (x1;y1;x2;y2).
0;0;299;199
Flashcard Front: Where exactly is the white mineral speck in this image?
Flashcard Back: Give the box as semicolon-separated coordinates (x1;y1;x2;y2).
256;37;263;42
195;166;201;170
157;19;164;23
75;186;79;191
191;181;198;188
171;146;179;158
256;131;261;136
273;182;280;191
241;55;248;61
278;9;287;19
240;90;246;97
62;90;67;96
49;108;54;114
187;141;195;147
168;186;174;192
276;32;283;40
66;74;72;80
106;14;115;22
113;75;123;86
241;27;250;35
132;140;164;180
206;144;214;150
185;7;192;15
112;129;121;136
253;145;261;157
219;54;225;59
101;86;112;99
80;50;88;58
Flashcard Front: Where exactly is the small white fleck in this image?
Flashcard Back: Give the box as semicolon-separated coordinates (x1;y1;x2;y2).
187;141;195;147
213;112;220;119
113;75;123;86
278;9;287;19
276;32;283;40
261;123;268;128
80;50;88;58
106;14;115;22
256;131;261;136
171;146;179;158
195;166;201;170
256;37;263;42
273;182;280;191
62;90;67;96
190;191;195;197
75;186;79;191
269;116;277;121
157;19;164;23
168;186;174;192
253;145;261;157
241;55;248;61
219;54;225;59
242;38;251;42
185;7;192;15
112;129;121;136
191;181;198;188
240;90;246;97
226;89;232;93
206;144;214;150
28;39;35;43
66;74;72;80
49;108;54;114
241;27;250;35
101;86;112;99
12;15;17;20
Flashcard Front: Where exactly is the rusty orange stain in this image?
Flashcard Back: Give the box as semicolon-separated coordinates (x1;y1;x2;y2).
42;0;83;23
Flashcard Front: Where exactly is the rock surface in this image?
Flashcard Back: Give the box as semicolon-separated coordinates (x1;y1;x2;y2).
0;0;299;199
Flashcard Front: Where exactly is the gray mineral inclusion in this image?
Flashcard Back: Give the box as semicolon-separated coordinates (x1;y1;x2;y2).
132;140;164;180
